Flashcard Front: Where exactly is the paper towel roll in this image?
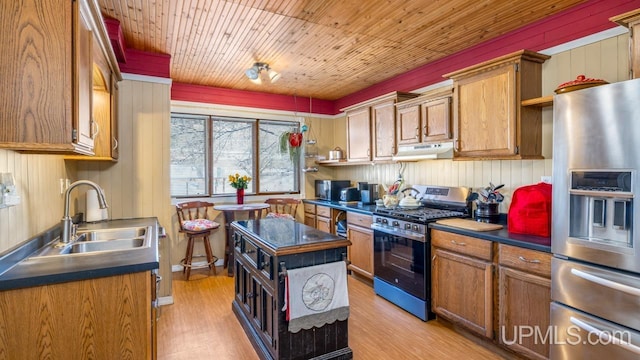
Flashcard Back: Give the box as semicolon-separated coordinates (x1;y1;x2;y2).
86;189;108;222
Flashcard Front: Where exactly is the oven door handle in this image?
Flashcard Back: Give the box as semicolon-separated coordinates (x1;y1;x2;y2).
371;224;426;242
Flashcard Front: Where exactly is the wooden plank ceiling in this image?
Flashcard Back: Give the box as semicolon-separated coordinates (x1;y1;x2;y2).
97;0;587;100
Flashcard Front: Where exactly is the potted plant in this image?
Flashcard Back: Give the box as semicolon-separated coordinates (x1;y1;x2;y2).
467;182;504;223
279;131;303;161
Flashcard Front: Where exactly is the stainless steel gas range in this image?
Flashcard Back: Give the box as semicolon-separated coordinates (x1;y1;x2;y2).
371;185;470;321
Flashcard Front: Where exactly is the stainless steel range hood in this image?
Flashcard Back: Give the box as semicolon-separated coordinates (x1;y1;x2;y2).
392;142;453;161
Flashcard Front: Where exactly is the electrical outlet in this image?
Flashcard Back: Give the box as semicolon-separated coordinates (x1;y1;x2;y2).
541;176;552;184
59;178;65;194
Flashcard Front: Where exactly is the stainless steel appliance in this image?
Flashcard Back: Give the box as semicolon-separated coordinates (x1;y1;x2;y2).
551;78;640;359
360;183;379;205
315;180;351;201
340;187;360;202
371;185;470;321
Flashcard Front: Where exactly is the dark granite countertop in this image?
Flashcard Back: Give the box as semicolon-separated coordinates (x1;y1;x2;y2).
430;221;551;253
232;218;351;255
303;199;377;215
0;218;160;291
303;199;551;253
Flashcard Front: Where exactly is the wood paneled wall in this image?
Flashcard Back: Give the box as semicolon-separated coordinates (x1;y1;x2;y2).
76;77;173;297
333;34;630;213
0;151;73;254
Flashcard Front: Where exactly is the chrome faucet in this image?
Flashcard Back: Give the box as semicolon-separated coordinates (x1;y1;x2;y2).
61;180;108;243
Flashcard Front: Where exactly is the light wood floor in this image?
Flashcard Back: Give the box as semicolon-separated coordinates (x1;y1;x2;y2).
158;267;508;360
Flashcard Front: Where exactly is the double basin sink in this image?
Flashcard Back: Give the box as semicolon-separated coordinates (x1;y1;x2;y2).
28;226;151;258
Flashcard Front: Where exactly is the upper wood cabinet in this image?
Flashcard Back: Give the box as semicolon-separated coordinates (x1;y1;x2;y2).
342;92;418;162
396;88;453;146
0;0;121;156
611;8;640;79
67;28;121;161
444;50;550;160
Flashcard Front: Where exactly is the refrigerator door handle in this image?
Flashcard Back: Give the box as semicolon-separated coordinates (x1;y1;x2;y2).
570;316;640;355
570;268;640;297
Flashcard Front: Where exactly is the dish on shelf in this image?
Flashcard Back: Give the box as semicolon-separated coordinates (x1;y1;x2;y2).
555;75;608;94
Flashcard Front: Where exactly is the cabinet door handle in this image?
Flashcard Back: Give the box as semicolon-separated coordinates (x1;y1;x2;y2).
451;240;466;246
415;127;420;139
92;121;100;139
260;261;270;269
112;137;118;150
518;256;540;264
245;249;256;254
423;125;428;138
247;292;254;298
454;139;460;151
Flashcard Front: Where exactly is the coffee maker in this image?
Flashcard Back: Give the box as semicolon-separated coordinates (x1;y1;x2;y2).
359;183;379;205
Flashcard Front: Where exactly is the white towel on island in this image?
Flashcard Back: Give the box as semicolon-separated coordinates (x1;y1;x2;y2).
283;261;349;333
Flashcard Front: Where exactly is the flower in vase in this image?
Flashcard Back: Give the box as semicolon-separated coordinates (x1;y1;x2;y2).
228;173;251;189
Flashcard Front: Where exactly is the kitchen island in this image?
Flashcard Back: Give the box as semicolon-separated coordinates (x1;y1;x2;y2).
231;218;353;360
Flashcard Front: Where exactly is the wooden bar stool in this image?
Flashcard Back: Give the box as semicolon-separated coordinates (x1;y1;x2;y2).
176;201;220;280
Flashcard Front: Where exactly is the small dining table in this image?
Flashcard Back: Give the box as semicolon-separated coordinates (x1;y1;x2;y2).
214;203;270;276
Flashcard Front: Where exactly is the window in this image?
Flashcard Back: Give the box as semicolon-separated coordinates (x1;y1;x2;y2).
170;115;207;196
170;114;300;197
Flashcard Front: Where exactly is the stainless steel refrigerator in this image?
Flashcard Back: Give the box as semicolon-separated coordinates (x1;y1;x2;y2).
551;78;640;359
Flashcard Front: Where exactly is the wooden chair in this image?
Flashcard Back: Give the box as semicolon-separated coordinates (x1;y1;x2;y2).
176;201;220;280
264;198;301;220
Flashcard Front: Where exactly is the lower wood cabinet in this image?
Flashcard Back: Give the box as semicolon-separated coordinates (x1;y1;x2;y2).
432;229;551;360
303;203;316;228
498;244;551;360
346;212;373;279
0;271;157;359
316;205;333;233
432;247;494;338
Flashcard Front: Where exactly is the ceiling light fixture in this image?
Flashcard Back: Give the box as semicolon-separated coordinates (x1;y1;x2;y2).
245;62;280;84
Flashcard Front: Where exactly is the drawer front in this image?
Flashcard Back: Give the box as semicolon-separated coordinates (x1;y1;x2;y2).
316;205;331;217
303;203;316;214
431;229;492;261
499;243;551;277
347;212;372;227
259;252;273;280
242;236;259;267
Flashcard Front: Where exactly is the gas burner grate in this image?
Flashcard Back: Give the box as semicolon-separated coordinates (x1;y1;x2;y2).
375;207;467;222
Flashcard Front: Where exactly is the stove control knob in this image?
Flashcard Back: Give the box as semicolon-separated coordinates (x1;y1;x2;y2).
405;224;412;230
413;225;419;231
382;219;388;224
392;221;399;227
376;218;382;223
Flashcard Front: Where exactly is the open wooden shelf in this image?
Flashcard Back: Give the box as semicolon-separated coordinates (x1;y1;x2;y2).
521;95;553;108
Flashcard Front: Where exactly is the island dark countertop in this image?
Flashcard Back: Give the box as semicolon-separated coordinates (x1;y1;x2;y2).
232;218;351;255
